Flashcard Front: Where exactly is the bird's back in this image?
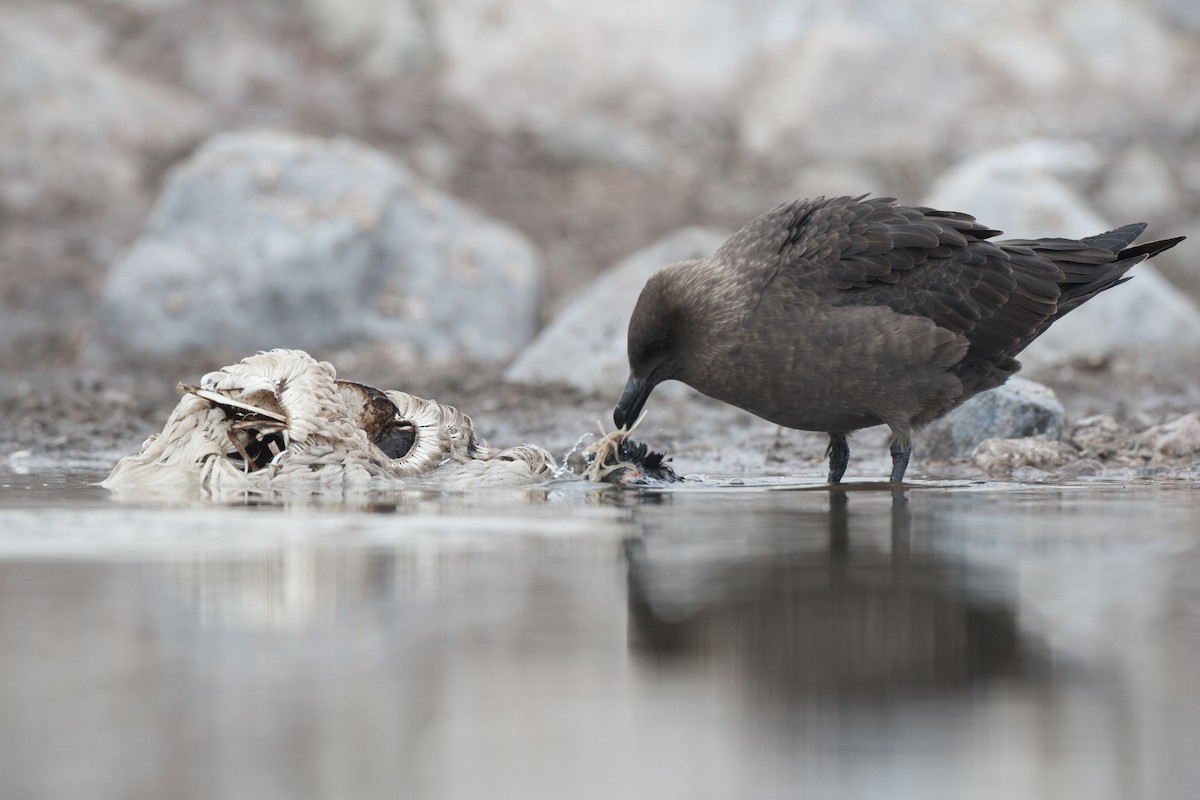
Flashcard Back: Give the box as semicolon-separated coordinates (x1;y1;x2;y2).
713;195;1184;401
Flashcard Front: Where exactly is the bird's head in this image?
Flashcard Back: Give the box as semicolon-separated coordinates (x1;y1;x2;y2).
613;265;695;430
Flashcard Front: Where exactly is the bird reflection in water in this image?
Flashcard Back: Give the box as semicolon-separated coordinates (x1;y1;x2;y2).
624;487;1039;704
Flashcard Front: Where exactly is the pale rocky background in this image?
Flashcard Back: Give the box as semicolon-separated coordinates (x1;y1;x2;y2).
3;0;1200;478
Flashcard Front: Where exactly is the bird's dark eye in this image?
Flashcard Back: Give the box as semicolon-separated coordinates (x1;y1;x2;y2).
642;335;670;359
374;419;416;459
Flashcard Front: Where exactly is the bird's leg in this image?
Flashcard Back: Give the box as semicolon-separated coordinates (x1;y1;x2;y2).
826;432;849;484
888;432;912;484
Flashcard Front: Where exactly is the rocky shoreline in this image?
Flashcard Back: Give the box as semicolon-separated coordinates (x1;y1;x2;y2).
3;1;1199;483
4;346;1199;483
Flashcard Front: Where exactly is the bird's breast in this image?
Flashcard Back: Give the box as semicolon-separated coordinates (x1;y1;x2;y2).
682;304;968;433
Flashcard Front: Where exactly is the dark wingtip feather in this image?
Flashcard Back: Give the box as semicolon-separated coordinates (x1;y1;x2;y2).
1117;235;1185;261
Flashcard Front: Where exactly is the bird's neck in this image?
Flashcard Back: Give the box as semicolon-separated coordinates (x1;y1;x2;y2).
670;266;754;389
674;261;753;330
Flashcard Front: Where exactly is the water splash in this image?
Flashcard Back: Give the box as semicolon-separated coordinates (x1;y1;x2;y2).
554;430;598;480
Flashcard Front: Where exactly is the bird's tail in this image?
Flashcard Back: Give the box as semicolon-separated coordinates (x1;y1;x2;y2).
1049;225;1185;315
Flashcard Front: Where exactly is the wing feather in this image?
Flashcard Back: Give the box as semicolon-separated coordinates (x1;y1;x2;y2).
709;197;1060;366
711;195;1175;377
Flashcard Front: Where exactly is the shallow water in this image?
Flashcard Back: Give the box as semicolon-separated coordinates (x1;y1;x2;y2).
2;470;1199;800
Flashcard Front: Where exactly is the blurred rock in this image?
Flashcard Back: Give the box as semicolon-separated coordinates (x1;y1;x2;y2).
1056;458;1105;478
0;3;212;368
8;0;1200;382
1156;0;1200;36
432;0;764;136
739;21;973;169
536;121;658;170
1143;213;1200;303
787;161;883;203
972;23;1075;96
93;130;542;364
925;139;1102;229
414;0;1196;176
177;15;305;109
926;141;1200;370
970;436;1080;476
736;1;1186;171
1139;413;1200;461
1069;415;1124;460
1057;0;1178;89
0;5;209;225
302;0;434;77
1098;144;1180;224
923;377;1065;460
504;228;729;394
82;0;187;12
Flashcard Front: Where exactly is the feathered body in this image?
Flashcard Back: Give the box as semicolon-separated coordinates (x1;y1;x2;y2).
104;349;556;498
615;195;1185;482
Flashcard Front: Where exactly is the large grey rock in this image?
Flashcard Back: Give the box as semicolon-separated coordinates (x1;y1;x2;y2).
923;377;1065;460
925;141;1200;370
504;228;729;393
93;130;542;363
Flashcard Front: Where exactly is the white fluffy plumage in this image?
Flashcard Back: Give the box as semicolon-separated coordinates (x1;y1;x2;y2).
103;349;556;498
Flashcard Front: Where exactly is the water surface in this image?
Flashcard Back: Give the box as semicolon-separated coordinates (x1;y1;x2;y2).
2;470;1198;800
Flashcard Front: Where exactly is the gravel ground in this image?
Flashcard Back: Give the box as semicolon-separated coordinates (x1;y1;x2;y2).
4;346;1198;484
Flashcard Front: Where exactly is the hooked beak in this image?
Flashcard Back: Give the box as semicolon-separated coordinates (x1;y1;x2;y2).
613;374;653;430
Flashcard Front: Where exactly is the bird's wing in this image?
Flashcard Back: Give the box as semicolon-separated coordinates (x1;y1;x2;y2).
712;195;1087;360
